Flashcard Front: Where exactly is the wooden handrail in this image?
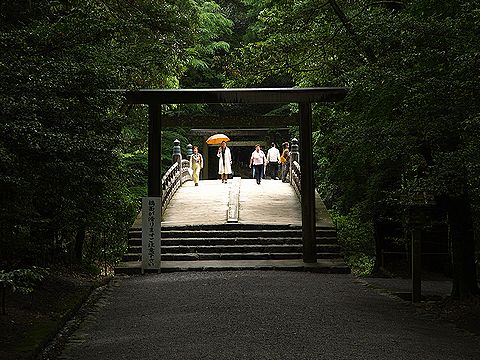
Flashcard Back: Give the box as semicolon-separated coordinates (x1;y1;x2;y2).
161;159;192;214
161;162;179;214
180;159;191;183
290;160;301;200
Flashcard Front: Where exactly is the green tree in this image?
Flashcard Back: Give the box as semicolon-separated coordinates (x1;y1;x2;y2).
0;0;201;268
181;0;233;88
231;0;480;297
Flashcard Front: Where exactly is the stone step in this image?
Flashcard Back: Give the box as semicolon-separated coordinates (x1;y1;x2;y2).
164;253;303;261
130;224;319;231
126;244;341;254
128;228;337;239
163;253;329;261
122;252;342;262
120;225;343;271
114;259;351;275
123;253;142;262
129;230;336;239
127;236;338;247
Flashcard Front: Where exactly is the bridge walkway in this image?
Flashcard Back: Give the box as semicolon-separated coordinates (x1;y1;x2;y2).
160;178;332;227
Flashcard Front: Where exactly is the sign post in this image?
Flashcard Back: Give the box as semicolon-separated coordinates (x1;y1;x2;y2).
142;197;161;272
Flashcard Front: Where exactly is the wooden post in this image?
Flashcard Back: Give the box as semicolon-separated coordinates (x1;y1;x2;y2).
299;102;316;263
409;203;423;302
148;103;162;197
145;103;162;273
412;228;422;302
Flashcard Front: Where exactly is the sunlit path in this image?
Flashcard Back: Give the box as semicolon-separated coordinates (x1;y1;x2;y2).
238;178;301;225
161;178;332;226
161;179;230;226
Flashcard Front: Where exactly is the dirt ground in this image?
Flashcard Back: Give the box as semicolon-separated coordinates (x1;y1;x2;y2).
418;295;480;336
0;267;104;360
366;268;480;336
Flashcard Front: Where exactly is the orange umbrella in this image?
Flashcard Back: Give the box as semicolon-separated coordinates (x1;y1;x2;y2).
206;133;230;145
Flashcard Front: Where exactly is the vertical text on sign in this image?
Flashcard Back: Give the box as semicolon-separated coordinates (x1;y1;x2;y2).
142;197;161;271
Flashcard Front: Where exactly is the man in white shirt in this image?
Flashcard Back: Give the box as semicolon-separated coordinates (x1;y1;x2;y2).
249;144;266;185
266;142;281;180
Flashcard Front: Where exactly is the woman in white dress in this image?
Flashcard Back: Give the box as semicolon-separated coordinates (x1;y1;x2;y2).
217;141;232;183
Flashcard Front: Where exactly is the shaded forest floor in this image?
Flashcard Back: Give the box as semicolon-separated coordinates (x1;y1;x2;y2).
0;267;108;360
1;269;478;360
418;295;480;336
364;269;480;336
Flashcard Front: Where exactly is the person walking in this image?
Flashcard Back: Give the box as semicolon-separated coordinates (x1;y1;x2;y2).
280;142;290;183
217;140;232;183
266;142;281;180
249;144;266;185
189;145;203;186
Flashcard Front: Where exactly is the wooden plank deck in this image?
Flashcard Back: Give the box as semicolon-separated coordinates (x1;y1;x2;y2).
160;178;333;227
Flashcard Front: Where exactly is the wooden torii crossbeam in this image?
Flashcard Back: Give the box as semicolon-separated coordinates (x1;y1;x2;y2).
160;115;298;128
125;87;347;104
123;87;348;263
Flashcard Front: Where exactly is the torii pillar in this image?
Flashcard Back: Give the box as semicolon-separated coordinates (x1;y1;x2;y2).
299;103;316;263
148;103;162;198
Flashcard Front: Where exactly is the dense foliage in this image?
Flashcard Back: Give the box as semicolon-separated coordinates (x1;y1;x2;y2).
0;0;231;270
230;0;480;295
0;266;48;314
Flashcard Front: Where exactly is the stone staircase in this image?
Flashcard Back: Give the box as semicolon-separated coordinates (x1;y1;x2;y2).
115;224;349;274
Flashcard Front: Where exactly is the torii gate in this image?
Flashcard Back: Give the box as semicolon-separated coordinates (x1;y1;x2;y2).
124;87;348;263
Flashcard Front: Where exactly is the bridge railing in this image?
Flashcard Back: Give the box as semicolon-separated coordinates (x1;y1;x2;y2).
161;159;191;214
290;160;301;200
180;159;191;183
287;138;301;200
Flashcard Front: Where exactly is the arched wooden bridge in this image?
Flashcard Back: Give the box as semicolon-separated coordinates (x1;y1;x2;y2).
116;157;349;274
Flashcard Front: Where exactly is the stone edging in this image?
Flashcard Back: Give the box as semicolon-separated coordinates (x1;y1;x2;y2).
227;177;241;223
38;276;113;359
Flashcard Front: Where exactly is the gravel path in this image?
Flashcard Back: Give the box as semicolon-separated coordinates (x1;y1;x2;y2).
58;272;479;360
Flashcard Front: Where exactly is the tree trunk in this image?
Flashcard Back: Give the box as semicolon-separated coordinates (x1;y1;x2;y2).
373;218;385;273
30;223;54;266
446;194;479;298
74;225;86;263
2;284;5;315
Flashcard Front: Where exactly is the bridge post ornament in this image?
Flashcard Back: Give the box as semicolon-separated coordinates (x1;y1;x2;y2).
186;143;193;159
172;138;182;163
290;138;299;160
290;138;299;184
173;139;181;157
